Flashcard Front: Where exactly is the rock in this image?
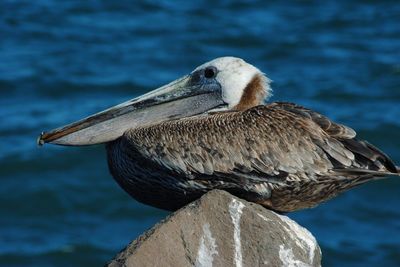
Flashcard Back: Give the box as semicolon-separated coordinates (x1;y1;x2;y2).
107;190;321;267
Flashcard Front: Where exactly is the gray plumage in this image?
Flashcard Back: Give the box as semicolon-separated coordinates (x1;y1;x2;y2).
107;102;399;212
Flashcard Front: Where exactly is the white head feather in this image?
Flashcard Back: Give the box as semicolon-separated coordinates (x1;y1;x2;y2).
194;57;272;108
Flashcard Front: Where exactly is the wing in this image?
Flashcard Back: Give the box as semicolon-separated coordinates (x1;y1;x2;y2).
122;103;398;186
271;102;398;174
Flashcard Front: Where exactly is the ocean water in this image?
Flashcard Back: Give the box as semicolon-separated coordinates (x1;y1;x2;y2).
1;1;399;266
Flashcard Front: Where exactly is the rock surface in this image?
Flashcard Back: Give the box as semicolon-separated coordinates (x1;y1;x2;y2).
107;190;321;267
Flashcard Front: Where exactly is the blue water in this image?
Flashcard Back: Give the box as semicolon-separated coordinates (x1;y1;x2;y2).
1;1;399;266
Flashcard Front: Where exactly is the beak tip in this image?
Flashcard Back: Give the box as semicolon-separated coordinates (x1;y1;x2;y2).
37;132;46;147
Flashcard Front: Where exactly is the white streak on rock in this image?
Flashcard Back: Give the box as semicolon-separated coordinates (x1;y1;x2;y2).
257;213;271;222
229;199;245;267
195;223;218;267
279;245;311;267
277;214;319;264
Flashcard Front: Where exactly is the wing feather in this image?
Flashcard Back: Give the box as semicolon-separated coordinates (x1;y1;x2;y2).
123;103;398;186
271;102;357;139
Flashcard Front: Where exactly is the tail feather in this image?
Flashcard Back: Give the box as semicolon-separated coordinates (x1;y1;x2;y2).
342;139;398;173
334;168;400;177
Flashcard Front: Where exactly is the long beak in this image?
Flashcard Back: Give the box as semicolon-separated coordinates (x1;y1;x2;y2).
38;75;225;146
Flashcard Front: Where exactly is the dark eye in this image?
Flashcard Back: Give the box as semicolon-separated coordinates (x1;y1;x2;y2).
204;67;217;79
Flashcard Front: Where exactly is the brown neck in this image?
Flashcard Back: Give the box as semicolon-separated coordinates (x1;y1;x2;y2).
233;74;266;111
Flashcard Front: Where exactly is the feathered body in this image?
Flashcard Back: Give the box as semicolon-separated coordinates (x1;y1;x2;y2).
107;102;398;212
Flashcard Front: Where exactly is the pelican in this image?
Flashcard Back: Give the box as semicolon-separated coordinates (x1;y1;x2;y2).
38;57;399;212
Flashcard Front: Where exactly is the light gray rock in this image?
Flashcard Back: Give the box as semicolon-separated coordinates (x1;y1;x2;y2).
107;190;321;267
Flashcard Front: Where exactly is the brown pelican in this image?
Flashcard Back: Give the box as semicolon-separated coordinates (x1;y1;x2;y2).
38;57;399;212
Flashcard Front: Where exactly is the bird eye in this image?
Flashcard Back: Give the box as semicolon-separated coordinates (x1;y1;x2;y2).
204;67;217;79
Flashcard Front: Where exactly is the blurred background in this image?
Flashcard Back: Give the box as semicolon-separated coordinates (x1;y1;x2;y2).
1;1;399;266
